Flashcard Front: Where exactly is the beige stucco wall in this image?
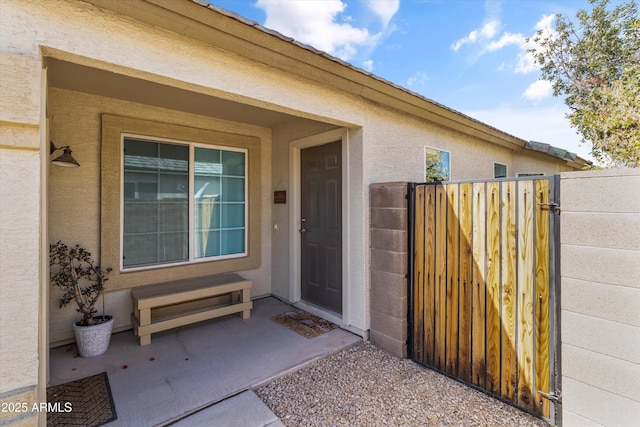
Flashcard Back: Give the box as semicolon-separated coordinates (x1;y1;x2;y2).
47;87;274;344
560;168;640;426
0;9;44;423
267;82;577;333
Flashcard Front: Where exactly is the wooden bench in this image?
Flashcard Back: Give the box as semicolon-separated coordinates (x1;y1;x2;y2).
131;274;252;345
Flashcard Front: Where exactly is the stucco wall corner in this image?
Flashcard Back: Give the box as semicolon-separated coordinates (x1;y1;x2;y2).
0;52;42;127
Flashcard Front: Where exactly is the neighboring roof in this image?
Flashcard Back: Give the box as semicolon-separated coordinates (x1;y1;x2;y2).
86;0;591;167
526;141;578;162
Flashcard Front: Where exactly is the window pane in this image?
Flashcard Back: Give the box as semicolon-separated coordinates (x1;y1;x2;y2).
194;147;245;259
221;204;244;228
221;229;244;254
425;147;450;182
494;163;507;178
223;150;245;176
221;177;244;202
123;138;189;268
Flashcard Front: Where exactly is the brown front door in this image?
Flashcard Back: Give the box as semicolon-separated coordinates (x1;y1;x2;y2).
300;141;342;314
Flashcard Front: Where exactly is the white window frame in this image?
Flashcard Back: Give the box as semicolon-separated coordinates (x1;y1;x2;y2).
120;133;248;272
424;146;451;182
494;162;508;178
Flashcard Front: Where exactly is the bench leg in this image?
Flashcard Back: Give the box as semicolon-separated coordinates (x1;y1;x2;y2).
242;287;251;319
138;308;152;345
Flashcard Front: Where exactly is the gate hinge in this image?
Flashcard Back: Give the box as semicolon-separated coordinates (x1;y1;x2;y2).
537;202;561;215
538;389;562;404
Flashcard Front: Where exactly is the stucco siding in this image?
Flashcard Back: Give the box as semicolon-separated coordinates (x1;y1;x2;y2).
361;102;575;184
0;149;41;393
47;87;273;344
0;3;43;407
0;53;42;127
270;119;340;300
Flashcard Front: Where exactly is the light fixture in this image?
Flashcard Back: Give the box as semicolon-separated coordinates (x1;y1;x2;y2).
50;141;80;167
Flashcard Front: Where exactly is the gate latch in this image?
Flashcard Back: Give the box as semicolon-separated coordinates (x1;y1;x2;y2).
538;389;562;404
537;202;561;215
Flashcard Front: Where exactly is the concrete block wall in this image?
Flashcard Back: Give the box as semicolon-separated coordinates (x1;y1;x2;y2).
560;168;640;427
369;182;409;358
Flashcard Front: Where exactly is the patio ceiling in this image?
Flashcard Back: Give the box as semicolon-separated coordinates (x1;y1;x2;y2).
45;57;295;128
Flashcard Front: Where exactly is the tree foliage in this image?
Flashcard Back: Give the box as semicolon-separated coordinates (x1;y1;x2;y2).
529;0;640;167
425;148;449;182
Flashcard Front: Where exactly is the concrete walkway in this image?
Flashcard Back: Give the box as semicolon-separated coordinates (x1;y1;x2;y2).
49;297;360;426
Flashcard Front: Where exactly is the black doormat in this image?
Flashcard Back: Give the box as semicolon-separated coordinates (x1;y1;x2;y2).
47;372;117;427
271;309;338;339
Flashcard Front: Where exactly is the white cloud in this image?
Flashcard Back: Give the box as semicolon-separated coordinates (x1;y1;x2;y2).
535;13;556;36
364;0;400;27
514;14;557;74
451;11;559;75
485;32;523;52
523;80;553;101
451;19;501;51
406;71;429;88
362;59;374;71
256;0;382;60
515;50;537;74
464;104;593;162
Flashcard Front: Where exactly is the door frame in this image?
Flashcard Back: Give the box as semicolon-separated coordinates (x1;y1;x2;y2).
288;128;349;323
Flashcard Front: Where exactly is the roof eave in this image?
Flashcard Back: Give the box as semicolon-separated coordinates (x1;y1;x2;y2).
83;0;582;162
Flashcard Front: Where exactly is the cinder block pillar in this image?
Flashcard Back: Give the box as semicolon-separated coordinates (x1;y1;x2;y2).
369;182;408;358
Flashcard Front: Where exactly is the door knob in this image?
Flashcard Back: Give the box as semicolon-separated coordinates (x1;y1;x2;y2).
299;218;307;233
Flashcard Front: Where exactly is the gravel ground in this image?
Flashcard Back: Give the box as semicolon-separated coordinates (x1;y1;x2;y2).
256;342;550;427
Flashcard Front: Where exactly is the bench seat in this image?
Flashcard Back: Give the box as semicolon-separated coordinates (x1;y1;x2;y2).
131;274;252;345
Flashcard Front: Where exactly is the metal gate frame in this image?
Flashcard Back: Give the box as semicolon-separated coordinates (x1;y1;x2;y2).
407;175;562;424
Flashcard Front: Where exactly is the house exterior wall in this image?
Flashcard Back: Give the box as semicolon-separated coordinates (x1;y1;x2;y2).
0;5;44;423
47;87;274;344
361;105;578;183
513;152;574;176
270;119;341;301
560;168;640;427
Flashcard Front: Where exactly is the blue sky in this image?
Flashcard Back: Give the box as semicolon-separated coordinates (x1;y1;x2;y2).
210;0;627;162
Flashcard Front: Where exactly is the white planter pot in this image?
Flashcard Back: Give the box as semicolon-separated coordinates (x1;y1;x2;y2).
73;316;114;357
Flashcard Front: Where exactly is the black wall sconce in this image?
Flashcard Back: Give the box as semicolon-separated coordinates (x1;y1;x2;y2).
50;141;80;167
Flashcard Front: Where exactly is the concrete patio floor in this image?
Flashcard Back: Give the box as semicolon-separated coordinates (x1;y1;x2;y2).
48;297;361;426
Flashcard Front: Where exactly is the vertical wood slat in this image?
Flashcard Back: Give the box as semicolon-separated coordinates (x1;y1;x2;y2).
458;183;473;383
485;182;501;395
410;177;554;422
471;182;486;388
535;180;551;418
424;186;436;366
434;184;447;371
413;185;426;363
517;181;536;412
501;181;518;402
446;184;460;376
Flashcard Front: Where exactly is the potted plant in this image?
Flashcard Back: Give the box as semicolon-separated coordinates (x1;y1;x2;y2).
49;241;113;357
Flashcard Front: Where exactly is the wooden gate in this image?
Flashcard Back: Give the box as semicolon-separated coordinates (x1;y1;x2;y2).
408;176;561;423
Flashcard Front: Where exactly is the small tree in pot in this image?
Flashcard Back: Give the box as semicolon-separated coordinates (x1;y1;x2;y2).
50;241;114;356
